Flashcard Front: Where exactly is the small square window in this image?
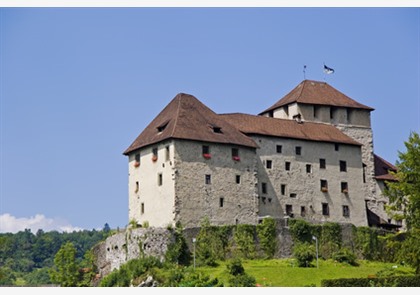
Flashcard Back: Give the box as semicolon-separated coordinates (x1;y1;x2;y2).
232;148;240;161
343;205;350;217
165;145;170;161
205;174;211;185
306;164;312;173
322;203;329;216
335;143;340;151
290;193;297;198
152;148;158;162
236;175;241;184
295;146;302;155
219;198;224;208
340;160;347;172
341;182;348;193
321;180;328;192
202;145;210;154
285;162;291;171
266;160;272;169
276;145;282;153
262;182;267;194
301;206;306;217
281;184;286;195
286;205;293;217
135;153;140;163
320;158;326;169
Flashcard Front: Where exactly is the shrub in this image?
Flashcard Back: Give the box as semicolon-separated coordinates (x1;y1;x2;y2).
321;276;420;287
332;247;358;266
226;259;256;287
256;217;277;258
289;219;313;243
292;242;316;267
234;224;256;259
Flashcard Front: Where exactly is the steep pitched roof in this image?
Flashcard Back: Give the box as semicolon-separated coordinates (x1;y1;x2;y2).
220;113;362;146
123;93;258;155
260;80;374;114
374;154;397;181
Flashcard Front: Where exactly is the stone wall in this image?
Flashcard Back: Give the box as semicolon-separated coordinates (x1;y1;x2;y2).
92;227;174;279
253;134;368;227
93;221;358;280
173;140;259;228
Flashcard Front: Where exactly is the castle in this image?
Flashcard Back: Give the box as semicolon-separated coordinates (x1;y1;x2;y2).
123;80;400;230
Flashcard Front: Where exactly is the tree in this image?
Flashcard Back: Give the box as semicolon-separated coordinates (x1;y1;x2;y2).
385;131;420;274
49;242;80;287
385;131;420;230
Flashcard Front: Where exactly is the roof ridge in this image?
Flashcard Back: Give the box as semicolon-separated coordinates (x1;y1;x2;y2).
170;93;183;138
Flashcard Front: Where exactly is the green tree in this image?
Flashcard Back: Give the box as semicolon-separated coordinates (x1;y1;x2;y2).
49;242;80;287
385;131;420;229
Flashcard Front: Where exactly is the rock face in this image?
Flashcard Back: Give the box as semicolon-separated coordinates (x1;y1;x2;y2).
92;227;174;279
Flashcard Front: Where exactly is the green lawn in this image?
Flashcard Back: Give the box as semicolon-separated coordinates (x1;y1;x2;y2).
197;259;415;287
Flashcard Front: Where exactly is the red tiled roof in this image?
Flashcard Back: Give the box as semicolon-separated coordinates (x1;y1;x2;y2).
374;154;397;181
260;80;374;114
220;113;362;146
123;93;258;155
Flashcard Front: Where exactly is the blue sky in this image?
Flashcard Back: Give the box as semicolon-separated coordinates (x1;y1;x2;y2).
1;6;419;233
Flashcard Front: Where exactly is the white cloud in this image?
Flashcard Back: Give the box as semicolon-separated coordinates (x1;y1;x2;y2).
0;213;84;233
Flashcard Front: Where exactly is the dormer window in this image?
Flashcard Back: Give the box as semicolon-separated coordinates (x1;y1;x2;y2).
157;121;169;133
211;125;223;134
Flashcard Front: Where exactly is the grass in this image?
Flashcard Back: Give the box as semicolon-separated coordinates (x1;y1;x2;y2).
197;258;415;287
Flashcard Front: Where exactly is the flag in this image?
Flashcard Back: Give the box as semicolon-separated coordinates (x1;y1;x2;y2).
324;64;334;74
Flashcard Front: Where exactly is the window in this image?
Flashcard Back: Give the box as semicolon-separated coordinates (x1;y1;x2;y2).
301;206;306;217
341;182;349;193
141;203;145;214
205;174;211;185
321;180;328;192
262;182;267;194
320;158;326;169
340;160;347;172
346;108;352;124
322;203;329;216
158;173;163;186
343;205;350;217
281;184;286;195
135;153;140;163
202;145;210;154
363;163;367;183
290;193;297;198
335;143;339;151
276;145;282;153
232;148;240;161
284;106;289;117
285;161;291;171
152;148;158;162
165;145;170;161
236;175;241;184
157;121;169;133
330;107;336;120
135;181;139;193
202;145;211;159
286;204;293;217
219;198;224;208
313;106;319;118
306;164;312;173
266;160;272;169
295;146;302;155
212;126;222;133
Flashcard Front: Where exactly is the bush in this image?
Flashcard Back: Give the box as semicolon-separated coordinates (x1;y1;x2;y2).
321;276;420;287
256;217;277;258
332;247;358;266
292;243;316;267
226;259;256;287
